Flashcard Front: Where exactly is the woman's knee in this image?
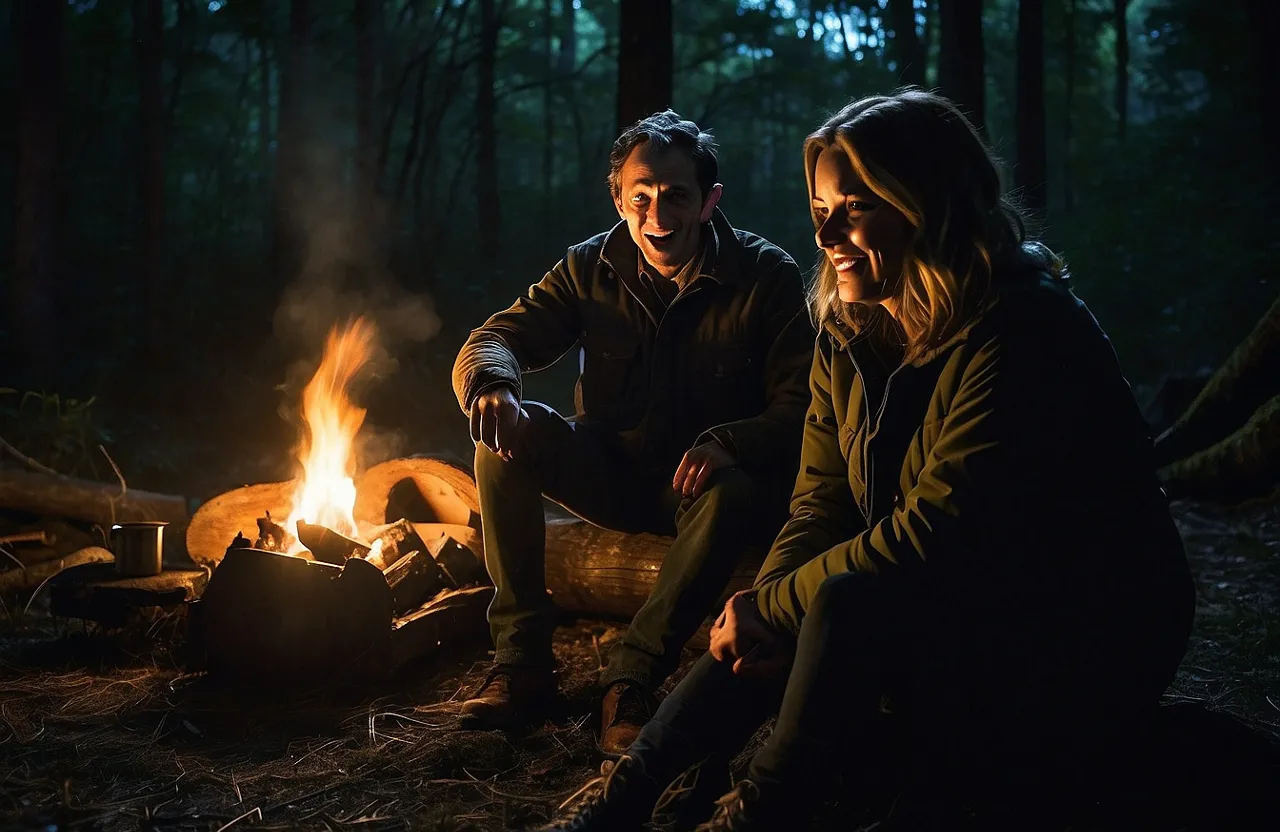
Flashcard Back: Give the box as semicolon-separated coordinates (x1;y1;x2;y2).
807;572;883;625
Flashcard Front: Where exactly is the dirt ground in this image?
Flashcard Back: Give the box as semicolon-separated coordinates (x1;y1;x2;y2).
2;498;1278;832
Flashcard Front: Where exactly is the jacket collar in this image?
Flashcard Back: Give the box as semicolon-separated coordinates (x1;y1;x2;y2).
599;207;739;285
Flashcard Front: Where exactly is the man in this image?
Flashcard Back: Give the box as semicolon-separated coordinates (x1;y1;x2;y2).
452;110;812;754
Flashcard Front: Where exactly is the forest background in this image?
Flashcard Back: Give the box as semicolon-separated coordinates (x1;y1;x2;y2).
3;0;1276;496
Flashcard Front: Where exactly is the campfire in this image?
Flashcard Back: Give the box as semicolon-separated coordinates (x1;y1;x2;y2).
188;318;496;683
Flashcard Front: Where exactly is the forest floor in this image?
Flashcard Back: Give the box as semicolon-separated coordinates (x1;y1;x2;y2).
1;496;1278;832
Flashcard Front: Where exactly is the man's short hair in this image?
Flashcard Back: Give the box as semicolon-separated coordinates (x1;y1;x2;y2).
607;110;719;200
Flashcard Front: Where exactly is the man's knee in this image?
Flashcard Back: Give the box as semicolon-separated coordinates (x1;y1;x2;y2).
687;467;759;516
472;401;561;480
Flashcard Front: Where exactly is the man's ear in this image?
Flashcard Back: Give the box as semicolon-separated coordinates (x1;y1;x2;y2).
699;183;724;223
615;196;626;220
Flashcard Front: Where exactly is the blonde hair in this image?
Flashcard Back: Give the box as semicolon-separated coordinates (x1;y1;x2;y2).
803;89;1061;361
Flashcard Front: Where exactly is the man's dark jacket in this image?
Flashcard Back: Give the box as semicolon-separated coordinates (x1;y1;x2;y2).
452;209;815;479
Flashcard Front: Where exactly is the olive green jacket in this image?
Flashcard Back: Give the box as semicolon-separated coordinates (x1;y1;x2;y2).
754;258;1194;635
452;209;814;478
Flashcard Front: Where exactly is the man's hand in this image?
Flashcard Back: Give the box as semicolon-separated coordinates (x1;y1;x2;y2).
672;440;736;499
470;385;529;461
709;590;791;678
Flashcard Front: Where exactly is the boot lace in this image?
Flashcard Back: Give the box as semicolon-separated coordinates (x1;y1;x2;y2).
552;755;638;826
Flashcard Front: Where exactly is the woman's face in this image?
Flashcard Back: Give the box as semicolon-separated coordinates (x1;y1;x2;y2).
811;146;913;308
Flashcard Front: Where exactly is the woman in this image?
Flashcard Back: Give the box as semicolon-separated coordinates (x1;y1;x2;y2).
535;90;1195;831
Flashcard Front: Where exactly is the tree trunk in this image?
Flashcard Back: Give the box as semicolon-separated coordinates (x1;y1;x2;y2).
257;38;273;247
11;0;64;388
354;0;380;213
616;0;673;135
938;0;985;135
1014;0;1046;217
542;0;555;201
1063;0;1077;212
890;0;926;87
272;0;315;289
558;0;577;75
1113;0;1128;139
477;0;500;256
1246;0;1277;184
133;0;166;358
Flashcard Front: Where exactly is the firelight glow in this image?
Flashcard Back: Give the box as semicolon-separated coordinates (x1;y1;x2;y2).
284;317;378;551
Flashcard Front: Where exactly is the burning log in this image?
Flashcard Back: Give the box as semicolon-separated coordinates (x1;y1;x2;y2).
382;548;450;616
255;511;292;552
364;518;429;570
296;520;370;564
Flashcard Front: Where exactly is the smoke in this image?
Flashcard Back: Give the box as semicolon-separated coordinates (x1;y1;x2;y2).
272;139;442;469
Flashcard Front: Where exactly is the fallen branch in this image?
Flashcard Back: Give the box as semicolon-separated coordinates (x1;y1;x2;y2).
0;546;114;594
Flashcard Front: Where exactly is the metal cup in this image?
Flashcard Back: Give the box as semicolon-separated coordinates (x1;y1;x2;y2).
110;521;168;577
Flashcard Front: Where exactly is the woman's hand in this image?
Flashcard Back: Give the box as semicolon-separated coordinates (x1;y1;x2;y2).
709;590;792;678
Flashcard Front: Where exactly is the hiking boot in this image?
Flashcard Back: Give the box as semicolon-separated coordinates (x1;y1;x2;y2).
600;681;656;755
695;779;800;831
533;754;659;832
459;664;555;728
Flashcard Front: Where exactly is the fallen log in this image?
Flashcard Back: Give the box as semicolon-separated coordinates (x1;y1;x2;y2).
186;481;294;567
0;468;188;551
1160;394;1280;501
0;546;115;594
1155;292;1280;468
353;456;479;528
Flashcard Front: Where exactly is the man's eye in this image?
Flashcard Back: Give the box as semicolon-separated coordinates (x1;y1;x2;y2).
848;200;876;213
631;194;649;204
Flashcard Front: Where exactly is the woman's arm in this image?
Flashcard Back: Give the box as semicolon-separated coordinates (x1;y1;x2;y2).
756;334;1008;634
752;337;865;627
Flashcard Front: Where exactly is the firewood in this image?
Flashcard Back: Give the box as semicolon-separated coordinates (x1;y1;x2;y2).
296;521;370;565
376;586;494;674
382;548;451;616
0;546;115;594
423;527;490;587
255;511;293;553
366;518;427;570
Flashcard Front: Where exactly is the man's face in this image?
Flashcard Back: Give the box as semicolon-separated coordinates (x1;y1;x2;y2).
614;142;721;278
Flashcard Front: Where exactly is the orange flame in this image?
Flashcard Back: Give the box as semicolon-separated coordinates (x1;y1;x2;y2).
285;318;378;549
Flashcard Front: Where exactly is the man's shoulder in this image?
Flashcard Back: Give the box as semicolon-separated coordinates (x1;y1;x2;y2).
723;225;801;290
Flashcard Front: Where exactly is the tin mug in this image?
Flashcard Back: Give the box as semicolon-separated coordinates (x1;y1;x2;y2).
110;521;168;577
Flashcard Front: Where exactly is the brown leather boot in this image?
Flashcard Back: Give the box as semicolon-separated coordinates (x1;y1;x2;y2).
599;681;655;755
460;665;555;728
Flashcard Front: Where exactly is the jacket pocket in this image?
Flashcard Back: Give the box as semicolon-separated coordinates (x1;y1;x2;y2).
580;333;643;427
693;345;759;425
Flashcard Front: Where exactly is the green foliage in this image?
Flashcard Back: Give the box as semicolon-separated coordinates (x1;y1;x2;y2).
0;390;113;479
